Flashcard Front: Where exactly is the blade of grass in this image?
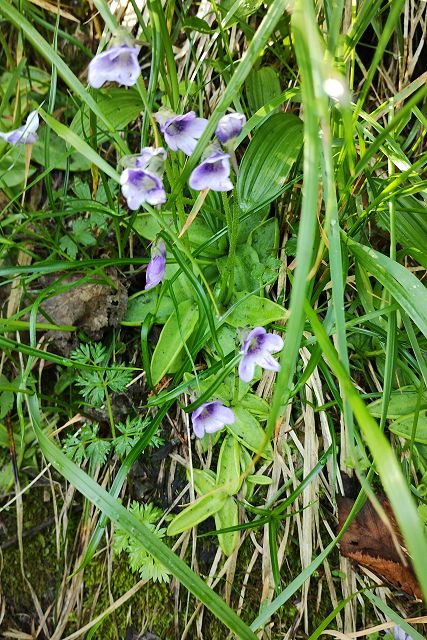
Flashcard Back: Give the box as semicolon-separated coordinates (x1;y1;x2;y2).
264;0;320;442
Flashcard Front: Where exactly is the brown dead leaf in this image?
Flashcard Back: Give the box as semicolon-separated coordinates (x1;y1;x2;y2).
337;492;422;599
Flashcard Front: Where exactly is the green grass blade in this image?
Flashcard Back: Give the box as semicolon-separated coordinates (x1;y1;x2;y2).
348;238;427;339
39;109;120;182
264;0;320;440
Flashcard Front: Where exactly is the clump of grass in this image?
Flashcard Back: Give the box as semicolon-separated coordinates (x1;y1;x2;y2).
0;0;426;638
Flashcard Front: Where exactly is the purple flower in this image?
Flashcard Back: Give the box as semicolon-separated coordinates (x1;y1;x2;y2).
120;169;166;209
191;401;235;438
239;327;284;383
154;108;208;156
0;111;39;145
215;112;246;143
120;147;167;210
189;150;233;192
145;240;166;290
392;627;411;640
88;45;140;89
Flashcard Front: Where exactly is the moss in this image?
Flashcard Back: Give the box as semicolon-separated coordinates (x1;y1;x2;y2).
1;488;63;631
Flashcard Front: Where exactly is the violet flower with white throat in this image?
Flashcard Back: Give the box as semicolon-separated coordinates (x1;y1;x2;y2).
239;327;284;383
145;240;167;290
88;37;140;89
189;144;233;192
120;147;167;210
0;111;39;145
154;108;208;156
215;112;246;144
191;401;235;439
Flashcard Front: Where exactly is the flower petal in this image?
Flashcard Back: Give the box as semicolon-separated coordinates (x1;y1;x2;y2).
88;45;140;88
0;111;39;145
191;417;205;438
261;333;284;353
256;353;281;372
238;356;257;383
242;327;266;354
145;241;166;290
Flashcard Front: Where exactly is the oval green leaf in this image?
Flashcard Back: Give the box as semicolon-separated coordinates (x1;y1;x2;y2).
389;413;427;444
246;474;273;486
216;434;241;495
122;291;174;326
246;67;282;115
227;406;273;458
167;490;228;536
215;497;239;556
226;293;288;328
189;468;216;496
238;113;303;213
151;299;199;385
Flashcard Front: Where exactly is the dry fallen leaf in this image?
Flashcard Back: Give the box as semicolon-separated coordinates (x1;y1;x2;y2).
337;491;422;600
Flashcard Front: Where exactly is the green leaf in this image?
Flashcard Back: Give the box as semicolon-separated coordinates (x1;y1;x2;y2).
246;67;282;115
348;239;427;339
72;219;96;247
182;16;212;34
368;388;427;418
190;468;217;495
70;88;143;143
249;218;279;263
0;374;14;420
150;299;199;385
226;293;288;328
133;213;226;256
216;434;242;495
122;291;174;326
227;407;273;458
238;113;303;213
246;474;273;485
388;413;427;444
39;109;120;183
167;490;228;536
240;394;270;418
220;245;261;292
220;0;263;21
59;236;78;259
215;497;239;556
0;146;36;188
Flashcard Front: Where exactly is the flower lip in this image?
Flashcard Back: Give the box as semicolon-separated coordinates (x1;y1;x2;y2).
188;150;233;192
88;44;141;89
239;326;284;383
154;110;208;156
120;168;166;210
0;110;39;145
191;401;235;438
215;112;246;144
